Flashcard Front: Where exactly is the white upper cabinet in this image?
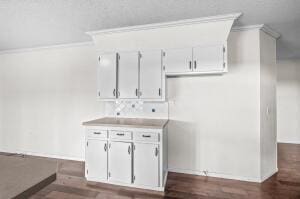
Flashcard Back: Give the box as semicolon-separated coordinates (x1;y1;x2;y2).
163;48;193;74
139;50;163;99
193;44;225;72
118;52;139;99
86;139;108;181
133;143;159;187
97;53;117;99
108;141;132;184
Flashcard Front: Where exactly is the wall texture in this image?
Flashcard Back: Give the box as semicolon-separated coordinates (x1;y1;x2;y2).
0;44;104;160
167;29;262;181
277;59;300;144
260;31;277;180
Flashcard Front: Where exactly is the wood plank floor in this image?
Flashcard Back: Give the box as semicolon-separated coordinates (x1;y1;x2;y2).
30;143;300;199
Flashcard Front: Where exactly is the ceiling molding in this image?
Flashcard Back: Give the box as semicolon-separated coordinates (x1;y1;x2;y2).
232;24;280;39
86;13;242;36
0;41;94;55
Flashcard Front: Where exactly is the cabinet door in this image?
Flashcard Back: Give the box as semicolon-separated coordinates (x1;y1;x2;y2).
118;52;139;99
86;139;108;181
193;45;225;72
97;53;117;99
108;141;132;184
163;48;193;74
140;50;162;99
133;143;159;187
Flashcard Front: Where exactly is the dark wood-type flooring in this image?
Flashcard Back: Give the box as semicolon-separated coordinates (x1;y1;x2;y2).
28;143;300;199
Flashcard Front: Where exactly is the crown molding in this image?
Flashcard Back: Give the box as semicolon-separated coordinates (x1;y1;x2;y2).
232;24;280;39
87;13;242;36
0;41;94;55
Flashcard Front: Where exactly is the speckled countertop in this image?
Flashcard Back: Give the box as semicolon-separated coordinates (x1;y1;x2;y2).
82;117;168;129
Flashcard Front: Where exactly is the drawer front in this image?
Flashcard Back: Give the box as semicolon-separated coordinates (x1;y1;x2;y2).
110;131;132;140
87;129;107;138
133;132;159;142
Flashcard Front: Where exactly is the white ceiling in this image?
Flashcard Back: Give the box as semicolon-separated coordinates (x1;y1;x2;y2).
0;0;299;59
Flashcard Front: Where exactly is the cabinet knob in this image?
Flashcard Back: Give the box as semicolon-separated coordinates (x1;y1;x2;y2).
104;143;107;152
128;145;131;155
155;147;159;157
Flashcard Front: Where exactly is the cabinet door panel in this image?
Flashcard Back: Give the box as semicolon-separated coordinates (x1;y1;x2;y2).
163;48;192;74
108;142;132;184
134;143;159;187
140;50;162;99
193;45;225;72
86;139;107;181
97;53;117;99
118;52;139;99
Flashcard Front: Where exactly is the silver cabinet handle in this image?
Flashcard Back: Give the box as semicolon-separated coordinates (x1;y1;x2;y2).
104;143;107;152
158;88;161;96
194;61;197;69
189;61;192;70
155;147;159;156
128;145;131;155
93;132;101;135
135;88;138;96
116;133;124;136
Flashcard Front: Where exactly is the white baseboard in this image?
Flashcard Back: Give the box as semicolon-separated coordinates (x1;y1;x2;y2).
260;168;278;182
0;148;84;162
168;168;261;183
278;141;300;145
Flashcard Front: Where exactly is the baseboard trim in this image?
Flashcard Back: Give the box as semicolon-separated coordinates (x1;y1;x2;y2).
260;168;278;182
0;148;84;162
168;168;261;183
278;141;300;145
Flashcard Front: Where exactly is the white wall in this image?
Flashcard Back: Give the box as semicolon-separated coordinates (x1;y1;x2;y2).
167;29;262;181
277;59;300;144
0;44;104;160
260;31;277;180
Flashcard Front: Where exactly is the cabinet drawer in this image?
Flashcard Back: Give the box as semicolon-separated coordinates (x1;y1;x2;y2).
87;130;107;138
110;131;132;140
133;132;159;142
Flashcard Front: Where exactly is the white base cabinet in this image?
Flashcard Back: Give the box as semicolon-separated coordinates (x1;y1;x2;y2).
133;143;159;187
108;141;132;184
85;126;168;192
85;139;108;181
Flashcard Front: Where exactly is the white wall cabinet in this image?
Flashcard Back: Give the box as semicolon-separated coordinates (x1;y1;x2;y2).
139;50;163;99
118;52;139;99
163;48;193;74
163;44;226;75
85;139;108;181
84;126;168;191
193;44;225;72
97;53;117;99
133;143;159;187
